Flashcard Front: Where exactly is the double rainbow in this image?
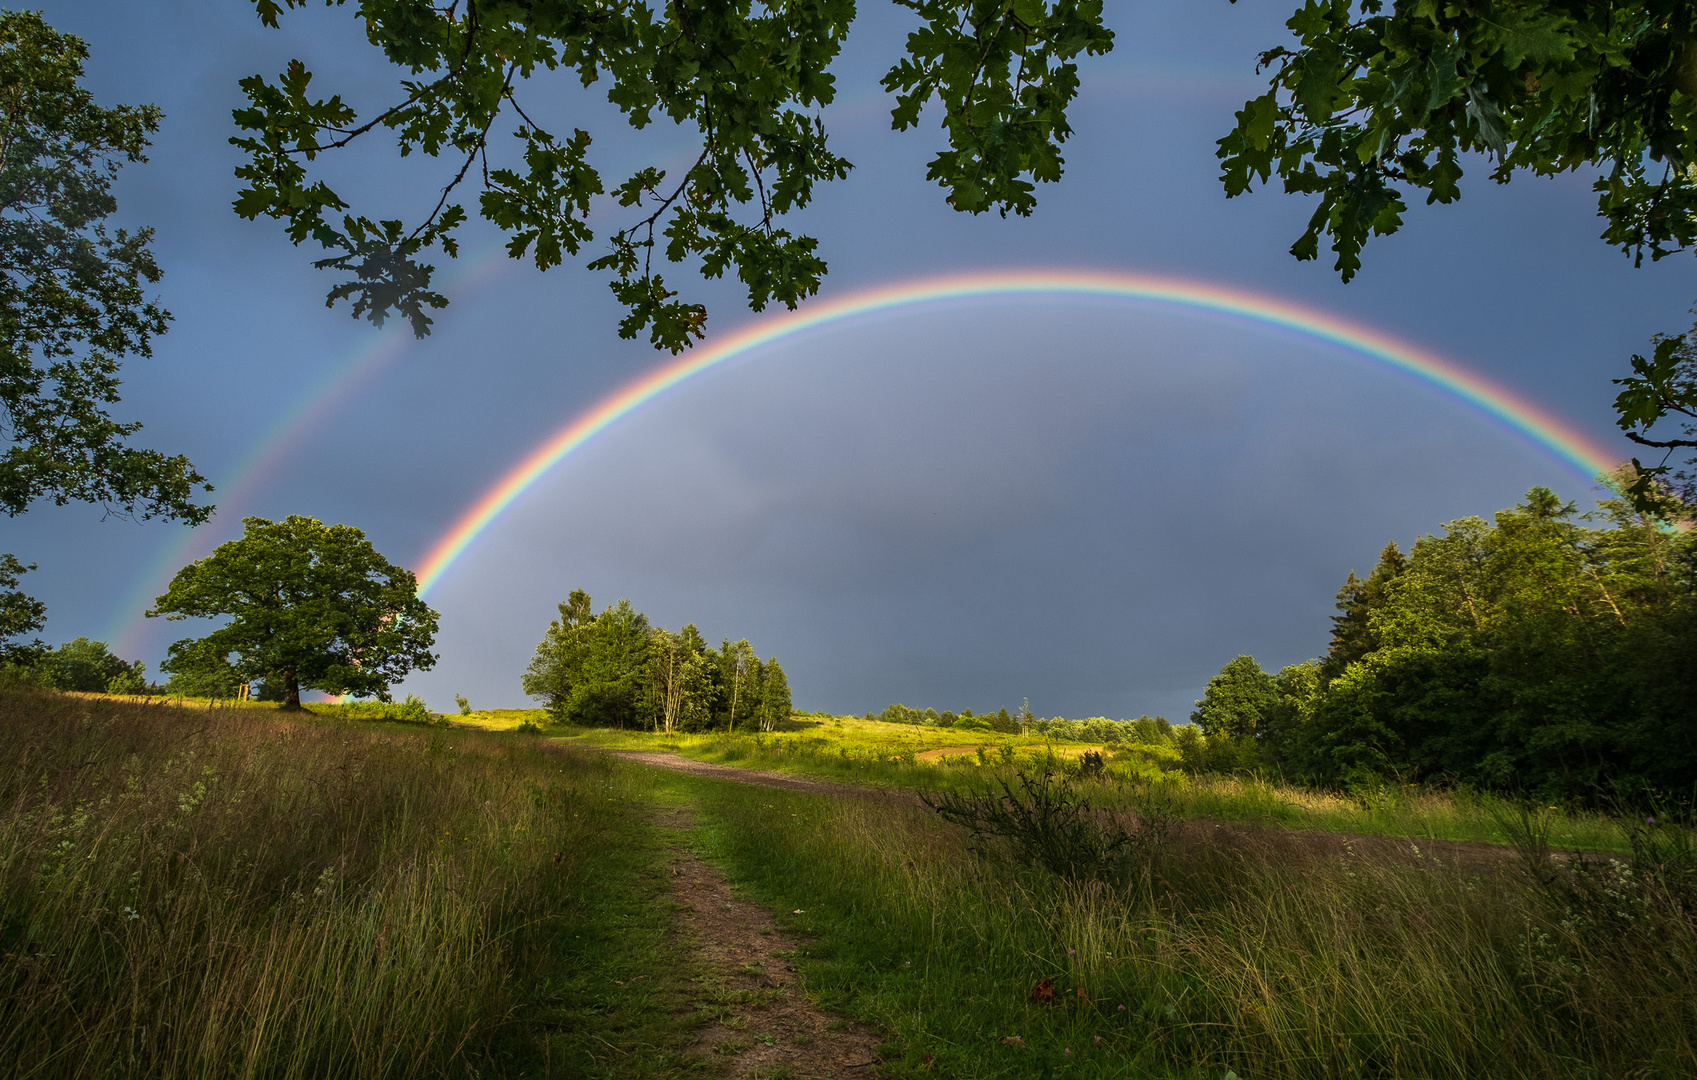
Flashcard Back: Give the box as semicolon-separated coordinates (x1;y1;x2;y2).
412;268;1620;598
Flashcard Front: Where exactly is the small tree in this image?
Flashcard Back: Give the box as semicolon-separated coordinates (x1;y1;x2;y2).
1191;655;1281;741
757;658;791;732
147;516;438;709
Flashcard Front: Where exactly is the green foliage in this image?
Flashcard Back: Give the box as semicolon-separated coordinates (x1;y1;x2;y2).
1191;654;1281;740
162;653;244;699
148;515;439;709
755;656;791;733
1219;2;1697;508
523;590;788;733
36;636;142;694
1219;0;1697;281
1613;317;1697;503
925;769;1172;887
0;553;44;662
453;692;470;716
310;694;435;724
0;11;209;523
1268;484;1697;799
521;588;595;714
232;0;1110;349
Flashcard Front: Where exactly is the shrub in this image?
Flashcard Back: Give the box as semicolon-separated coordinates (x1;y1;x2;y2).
924;769;1171;888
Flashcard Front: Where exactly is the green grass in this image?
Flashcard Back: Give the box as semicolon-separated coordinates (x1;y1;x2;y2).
10;692;1691;1078
683;774;1697;1080
564;718;1637;851
0;690;707;1079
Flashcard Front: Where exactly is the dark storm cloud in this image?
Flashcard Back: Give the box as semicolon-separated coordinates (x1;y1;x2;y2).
17;0;1688;716
407;302;1601;717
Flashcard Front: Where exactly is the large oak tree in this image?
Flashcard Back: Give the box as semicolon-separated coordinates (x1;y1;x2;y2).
148;515;438;709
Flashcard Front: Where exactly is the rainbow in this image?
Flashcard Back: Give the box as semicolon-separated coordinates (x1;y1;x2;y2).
412;268;1621;597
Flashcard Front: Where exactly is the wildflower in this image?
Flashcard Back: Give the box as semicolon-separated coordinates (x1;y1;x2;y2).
1117;1004;1126;1012
1067;948;1076;955
1093;1036;1103;1045
1063;1048;1072;1057
1647;815;1656;825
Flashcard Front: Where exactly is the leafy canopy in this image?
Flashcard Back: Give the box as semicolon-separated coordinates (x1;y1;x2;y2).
0;553;44;663
233;0;1112;348
147;515;439;708
1613;315;1697;502
1217;0;1697;281
1190;654;1281;741
0;11;209;521
1267;482;1696;795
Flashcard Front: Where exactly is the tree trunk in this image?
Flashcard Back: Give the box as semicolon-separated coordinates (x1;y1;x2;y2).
283;667;301;710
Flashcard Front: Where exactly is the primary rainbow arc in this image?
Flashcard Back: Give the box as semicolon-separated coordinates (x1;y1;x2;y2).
412;269;1621;598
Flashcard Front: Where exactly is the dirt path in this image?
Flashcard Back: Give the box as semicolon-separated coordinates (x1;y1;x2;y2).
649;804;885;1078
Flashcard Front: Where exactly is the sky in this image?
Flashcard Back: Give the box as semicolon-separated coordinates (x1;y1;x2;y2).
9;0;1695;719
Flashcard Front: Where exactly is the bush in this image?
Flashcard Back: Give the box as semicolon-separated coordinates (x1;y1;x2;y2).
924;770;1171;888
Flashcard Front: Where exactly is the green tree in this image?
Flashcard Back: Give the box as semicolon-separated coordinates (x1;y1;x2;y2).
232;0;1112;348
1321;541;1406;680
0;553;45;662
648;622;712;734
720;638;756;733
1219;1;1697;499
756;657;791;732
521;588;595;715
1191;654;1281;741
1287;484;1697;794
162;652;244;699
38;635;140;693
147;515;438;709
1;12;209;520
1219;0;1697;280
565;599;651;727
1613;319;1697;502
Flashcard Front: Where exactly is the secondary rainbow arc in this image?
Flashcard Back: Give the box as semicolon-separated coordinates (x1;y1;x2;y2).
412;269;1621;598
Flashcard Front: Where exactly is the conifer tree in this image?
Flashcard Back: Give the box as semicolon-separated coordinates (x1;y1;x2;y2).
1321;542;1407;681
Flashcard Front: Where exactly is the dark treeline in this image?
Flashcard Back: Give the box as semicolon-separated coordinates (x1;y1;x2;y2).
868;701;1174;744
1193;482;1697;800
522;590;791;733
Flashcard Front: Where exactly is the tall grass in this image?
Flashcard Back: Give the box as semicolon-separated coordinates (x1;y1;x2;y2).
0;690;688;1079
690;775;1697;1079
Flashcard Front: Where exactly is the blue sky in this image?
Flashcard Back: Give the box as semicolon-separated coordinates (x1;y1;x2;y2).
12;0;1695;717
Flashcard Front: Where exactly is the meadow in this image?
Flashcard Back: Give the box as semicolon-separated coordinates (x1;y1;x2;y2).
0;690;708;1079
4;691;1694;1078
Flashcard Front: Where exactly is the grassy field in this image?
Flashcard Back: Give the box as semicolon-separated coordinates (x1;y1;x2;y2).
0;690;707;1079
531;713;1636;851
688;774;1697;1079
8;692;1692;1077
